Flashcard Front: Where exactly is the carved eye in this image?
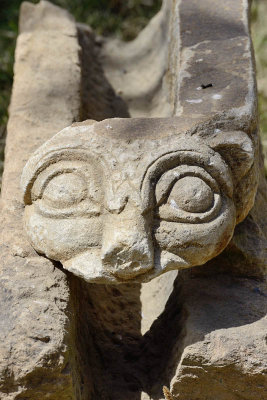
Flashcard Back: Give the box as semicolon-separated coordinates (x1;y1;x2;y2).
155;165;221;223
42;173;87;208
167;176;214;213
31;160;102;217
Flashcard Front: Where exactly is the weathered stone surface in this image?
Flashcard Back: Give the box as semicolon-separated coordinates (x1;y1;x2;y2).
190;167;267;280
1;0;266;399
21;119;256;284
101;0;260;224
20;0;261;286
0;1;81;398
100;1;172;118
169;275;267;400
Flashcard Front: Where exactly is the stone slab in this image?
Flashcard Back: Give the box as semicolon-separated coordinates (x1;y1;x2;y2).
0;1;81;398
170;275;267;400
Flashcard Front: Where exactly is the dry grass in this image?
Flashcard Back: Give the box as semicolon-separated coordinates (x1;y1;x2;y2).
163;385;174;400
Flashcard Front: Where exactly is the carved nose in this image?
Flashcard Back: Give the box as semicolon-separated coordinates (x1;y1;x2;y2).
101;207;153;279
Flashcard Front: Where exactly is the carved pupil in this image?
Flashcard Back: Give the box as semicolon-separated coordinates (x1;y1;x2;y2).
42;173;87;207
167;176;214;213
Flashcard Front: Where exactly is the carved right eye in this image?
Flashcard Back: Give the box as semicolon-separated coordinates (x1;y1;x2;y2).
155;165;222;223
167;176;214;213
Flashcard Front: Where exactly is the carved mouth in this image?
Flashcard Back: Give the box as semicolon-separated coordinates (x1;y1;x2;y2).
64;249;153;283
63;247;191;284
64;249;109;283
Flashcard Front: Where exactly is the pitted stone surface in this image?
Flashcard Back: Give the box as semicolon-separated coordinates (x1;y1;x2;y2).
169;275;267;400
0;1;81;398
167;176;214;213
21;121;256;284
1;0;266;399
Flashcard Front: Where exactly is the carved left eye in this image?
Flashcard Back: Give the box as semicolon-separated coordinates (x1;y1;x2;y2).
42;173;87;208
31;160;102;217
155;165;222;223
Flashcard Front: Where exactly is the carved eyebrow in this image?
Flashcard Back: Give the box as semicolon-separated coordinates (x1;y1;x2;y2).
140;149;203;192
21;149;86;204
31;163;87;202
140;149;233;211
21;148;106;205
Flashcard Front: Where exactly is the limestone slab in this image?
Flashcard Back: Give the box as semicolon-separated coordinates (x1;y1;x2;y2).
170;275;267;400
0;1;81;398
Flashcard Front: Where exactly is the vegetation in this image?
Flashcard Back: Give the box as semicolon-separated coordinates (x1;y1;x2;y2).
251;0;267;173
0;0;266;179
0;0;161;181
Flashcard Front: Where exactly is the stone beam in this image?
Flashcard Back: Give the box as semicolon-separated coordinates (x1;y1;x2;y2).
0;1;81;398
172;0;257;124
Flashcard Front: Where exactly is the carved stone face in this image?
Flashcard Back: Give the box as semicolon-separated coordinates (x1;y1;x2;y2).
21;119;255;283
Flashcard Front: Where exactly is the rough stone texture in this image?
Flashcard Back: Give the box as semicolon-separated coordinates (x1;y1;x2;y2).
0;1;81;398
141;271;178;335
1;0;266;399
21;120;256;284
169;275;267;400
77;24;130;122
100;1;172;118
20;0;264;287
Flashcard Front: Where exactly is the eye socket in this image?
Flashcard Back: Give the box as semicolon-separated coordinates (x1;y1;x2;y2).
167;176;214;213
155;165;222;223
42;172;87;208
30;160;103;218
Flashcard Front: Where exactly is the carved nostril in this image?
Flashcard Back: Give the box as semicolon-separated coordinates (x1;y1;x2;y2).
101;236;149;264
101;226;150;262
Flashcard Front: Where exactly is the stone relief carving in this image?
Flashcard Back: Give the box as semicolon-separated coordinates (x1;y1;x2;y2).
1;0;266;398
21;119;255;283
